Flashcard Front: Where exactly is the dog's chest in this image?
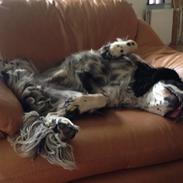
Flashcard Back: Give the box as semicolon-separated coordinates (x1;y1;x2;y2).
95;59;138;107
109;59;135;84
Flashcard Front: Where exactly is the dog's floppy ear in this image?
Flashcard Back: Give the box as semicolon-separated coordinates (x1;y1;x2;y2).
132;62;182;97
153;67;181;83
132;63;156;97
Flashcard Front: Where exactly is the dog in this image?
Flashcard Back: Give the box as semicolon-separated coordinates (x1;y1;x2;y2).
1;38;183;169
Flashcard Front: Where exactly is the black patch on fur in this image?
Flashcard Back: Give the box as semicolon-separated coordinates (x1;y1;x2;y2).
65;108;80;120
77;71;94;92
1;71;10;83
132;62;182;97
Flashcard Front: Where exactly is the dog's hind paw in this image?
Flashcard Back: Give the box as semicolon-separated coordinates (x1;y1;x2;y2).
99;38;138;60
109;38;138;57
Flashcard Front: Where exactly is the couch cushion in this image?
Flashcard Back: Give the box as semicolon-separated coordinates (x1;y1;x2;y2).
73;160;183;183
1;110;183;183
0;81;23;136
0;0;138;70
135;20;164;48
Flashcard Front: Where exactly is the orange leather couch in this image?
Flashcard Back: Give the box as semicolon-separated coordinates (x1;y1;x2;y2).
0;0;183;182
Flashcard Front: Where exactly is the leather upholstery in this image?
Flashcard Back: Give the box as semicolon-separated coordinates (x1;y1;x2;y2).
0;0;138;70
73;160;183;183
0;0;183;183
1;110;183;183
0;81;23;135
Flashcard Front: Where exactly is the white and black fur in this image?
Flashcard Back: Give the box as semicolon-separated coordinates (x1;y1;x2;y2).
1;38;183;169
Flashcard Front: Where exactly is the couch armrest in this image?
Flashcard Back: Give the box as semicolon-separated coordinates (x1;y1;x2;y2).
134;20;165;58
134;19;183;79
135;20;164;48
142;47;183;79
0;81;23;136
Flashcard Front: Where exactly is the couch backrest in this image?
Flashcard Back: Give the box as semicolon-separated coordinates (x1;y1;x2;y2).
0;0;138;70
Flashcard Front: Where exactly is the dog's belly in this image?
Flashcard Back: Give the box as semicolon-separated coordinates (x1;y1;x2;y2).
38;52;139;109
93;67;138;108
95;84;138;108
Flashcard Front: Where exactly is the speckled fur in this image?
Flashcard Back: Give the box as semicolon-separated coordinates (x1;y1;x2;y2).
2;38;183;169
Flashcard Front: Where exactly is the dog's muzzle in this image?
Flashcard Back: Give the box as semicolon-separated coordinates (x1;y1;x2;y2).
164;87;183;120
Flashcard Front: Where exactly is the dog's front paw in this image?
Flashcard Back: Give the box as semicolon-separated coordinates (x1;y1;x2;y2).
109;38;138;57
63;94;107;114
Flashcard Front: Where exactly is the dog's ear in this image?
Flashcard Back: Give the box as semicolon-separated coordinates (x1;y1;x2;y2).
132;78;155;97
132;62;156;97
153;68;182;83
132;62;182;97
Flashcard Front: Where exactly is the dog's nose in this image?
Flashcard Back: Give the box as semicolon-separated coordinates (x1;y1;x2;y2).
165;93;180;109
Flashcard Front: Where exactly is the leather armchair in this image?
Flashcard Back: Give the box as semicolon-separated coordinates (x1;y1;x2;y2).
0;0;183;182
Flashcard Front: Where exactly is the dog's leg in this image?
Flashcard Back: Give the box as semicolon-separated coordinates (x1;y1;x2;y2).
56;93;108;118
1;60;57;115
39;93;107;144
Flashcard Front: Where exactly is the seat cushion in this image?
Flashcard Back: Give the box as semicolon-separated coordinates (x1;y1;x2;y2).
1;110;183;183
73;160;183;183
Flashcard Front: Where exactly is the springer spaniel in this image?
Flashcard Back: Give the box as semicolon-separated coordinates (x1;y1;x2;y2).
1;38;183;169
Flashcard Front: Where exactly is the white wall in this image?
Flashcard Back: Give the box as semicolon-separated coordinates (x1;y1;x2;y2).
126;0;173;45
126;0;147;18
149;8;173;44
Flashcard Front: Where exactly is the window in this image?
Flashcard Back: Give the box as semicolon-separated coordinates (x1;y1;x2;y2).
148;0;164;5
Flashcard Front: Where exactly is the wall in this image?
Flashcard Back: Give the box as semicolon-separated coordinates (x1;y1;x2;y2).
149;8;173;44
126;0;147;18
126;0;173;45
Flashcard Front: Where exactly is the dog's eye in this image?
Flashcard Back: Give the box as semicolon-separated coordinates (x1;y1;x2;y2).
165;87;177;96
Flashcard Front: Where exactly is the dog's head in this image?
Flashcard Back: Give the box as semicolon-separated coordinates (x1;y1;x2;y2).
140;80;183;121
130;61;183;121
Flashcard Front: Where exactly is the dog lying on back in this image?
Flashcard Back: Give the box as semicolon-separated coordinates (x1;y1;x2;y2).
1;38;183;169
